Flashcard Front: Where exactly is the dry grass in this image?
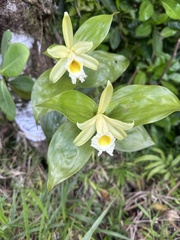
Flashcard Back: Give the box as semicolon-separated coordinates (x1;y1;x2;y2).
0;121;180;239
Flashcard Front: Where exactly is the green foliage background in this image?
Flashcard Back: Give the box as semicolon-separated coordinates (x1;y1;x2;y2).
59;0;180;153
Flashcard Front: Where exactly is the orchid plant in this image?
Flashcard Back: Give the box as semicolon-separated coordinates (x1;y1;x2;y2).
32;12;180;190
73;81;134;156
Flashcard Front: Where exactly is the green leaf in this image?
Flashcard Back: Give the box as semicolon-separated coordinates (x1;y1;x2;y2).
152;13;168;25
139;0;154;21
115;126;154;152
168;21;180;30
161;0;180;20
31;70;75;122
160;81;178;95
1;43;30;77
152;29;163;55
38;90;97;123
108;85;180;126
135;23;152;37
40;111;67;143
9;76;34;100
1;30;12;63
47;121;93;190
160;27;177;37
110;27;121;50
74;14;114;51
78;51;129;88
0;79;16;120
134;70;147;84
97;229;130;240
169;73;180;83
100;0;117;13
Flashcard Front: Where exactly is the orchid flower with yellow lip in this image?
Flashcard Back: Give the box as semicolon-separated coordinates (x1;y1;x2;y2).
46;12;99;84
73;81;134;156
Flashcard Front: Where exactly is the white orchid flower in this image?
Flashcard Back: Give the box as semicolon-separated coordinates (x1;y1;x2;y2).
73;81;134;156
47;12;99;84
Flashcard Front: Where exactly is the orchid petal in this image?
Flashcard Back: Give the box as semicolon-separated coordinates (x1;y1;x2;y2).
107;123;127;140
96;114;109;134
50;58;66;83
63;12;73;49
98;81;113;114
72;41;93;54
73;125;96;146
77;115;97;130
47;45;70;58
79;53;99;70
104;115;134;130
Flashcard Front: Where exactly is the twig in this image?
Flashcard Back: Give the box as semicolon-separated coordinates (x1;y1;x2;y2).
128;68;138;85
159;38;180;81
167;181;180;196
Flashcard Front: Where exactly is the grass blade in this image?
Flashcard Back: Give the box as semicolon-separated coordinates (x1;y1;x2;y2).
82;200;114;240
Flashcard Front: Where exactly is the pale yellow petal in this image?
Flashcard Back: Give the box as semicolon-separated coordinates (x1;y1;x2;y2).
103;115;134;130
107;123;127;140
50;58;66;83
79;54;99;70
77;115;97;130
72;41;93;54
96;114;109;134
73;125;96;146
47;45;70;58
103;115;134;140
98;81;113;114
63;12;73;49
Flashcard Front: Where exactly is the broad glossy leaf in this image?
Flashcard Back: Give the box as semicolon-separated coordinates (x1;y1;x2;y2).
9;76;34;100
74;14;114;51
168;21;180;30
152;13;168;25
115;126;154;152
31;70;75;122
78;51;129;88
38;90;97;123
100;0;117;13
169;73;180;83
40;111;66;143
108;85;180;126
0;79;15;120
161;0;180;20
110;27;121;50
1;30;12;63
160;27;177;37
139;0;154;21
2;43;30;77
135;23;152;37
47;121;93;190
134;71;147;84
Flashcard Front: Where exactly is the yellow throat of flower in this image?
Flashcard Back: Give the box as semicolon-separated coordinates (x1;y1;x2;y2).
98;135;112;146
68;59;82;73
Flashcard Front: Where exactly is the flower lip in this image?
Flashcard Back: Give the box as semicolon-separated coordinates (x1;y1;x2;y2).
66;56;87;84
98;134;112;146
91;132;116;156
68;59;82;73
